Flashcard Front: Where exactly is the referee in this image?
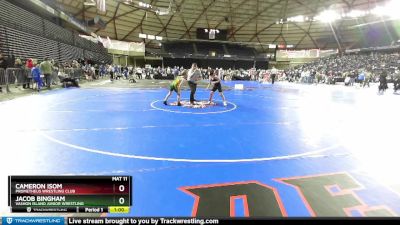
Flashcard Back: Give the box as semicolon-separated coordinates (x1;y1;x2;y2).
270;66;278;84
187;63;202;105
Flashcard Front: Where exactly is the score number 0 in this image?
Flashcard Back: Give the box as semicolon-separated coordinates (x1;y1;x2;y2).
118;184;126;205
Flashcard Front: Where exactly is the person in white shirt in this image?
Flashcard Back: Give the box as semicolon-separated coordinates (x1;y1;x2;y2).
270;66;278;84
218;68;224;80
187;63;202;104
136;67;142;79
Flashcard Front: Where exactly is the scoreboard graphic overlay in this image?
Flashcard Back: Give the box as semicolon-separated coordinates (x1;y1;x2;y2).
8;176;132;213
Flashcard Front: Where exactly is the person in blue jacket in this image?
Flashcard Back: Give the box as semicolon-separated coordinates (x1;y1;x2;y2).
358;71;365;87
31;61;43;92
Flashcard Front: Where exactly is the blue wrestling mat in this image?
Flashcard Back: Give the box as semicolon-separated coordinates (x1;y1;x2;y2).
1;81;400;217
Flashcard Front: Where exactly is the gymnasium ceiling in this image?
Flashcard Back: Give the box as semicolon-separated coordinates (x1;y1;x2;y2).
51;0;395;51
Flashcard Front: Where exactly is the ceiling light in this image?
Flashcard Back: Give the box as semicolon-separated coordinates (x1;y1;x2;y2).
138;2;151;8
156;8;170;16
371;1;400;19
371;6;385;16
347;10;366;18
84;0;96;6
288;15;305;22
315;10;341;23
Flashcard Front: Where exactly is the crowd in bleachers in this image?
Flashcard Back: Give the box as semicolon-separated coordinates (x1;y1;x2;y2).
284;52;400;92
119;66;254;82
98;65;286;84
81;64;269;83
2;49;400;94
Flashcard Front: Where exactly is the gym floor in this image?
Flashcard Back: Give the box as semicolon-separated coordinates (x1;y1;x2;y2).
1;81;399;217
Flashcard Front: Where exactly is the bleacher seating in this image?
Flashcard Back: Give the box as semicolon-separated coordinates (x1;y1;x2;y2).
0;25;7;54
1;25;59;60
0;0;111;64
225;44;255;58
84;50;109;64
59;43;84;62
161;41;263;69
196;42;225;56
0;0;44;35
44;20;74;45
162;41;258;60
164;42;194;56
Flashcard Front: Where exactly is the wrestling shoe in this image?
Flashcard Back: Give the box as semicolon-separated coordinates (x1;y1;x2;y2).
177;102;182;106
163;101;167;105
223;101;227;106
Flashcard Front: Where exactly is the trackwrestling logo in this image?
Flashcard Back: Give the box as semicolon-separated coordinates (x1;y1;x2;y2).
2;217;64;225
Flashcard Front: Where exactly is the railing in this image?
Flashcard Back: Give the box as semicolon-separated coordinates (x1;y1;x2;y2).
0;68;32;93
0;68;84;93
0;68;6;89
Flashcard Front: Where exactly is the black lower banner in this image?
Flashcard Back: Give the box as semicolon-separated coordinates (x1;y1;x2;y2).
68;218;220;225
12;207;109;213
66;217;400;225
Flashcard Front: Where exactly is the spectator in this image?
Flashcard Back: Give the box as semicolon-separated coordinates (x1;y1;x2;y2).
358;71;365;87
363;71;371;88
59;72;80;88
31;61;43;92
14;58;24;88
40;58;53;89
378;71;388;94
7;53;15;68
136;67;143;79
173;66;179;78
109;65;114;81
24;58;34;89
123;67;129;79
0;53;8;92
52;60;60;85
393;70;400;93
99;64;106;77
0;53;7;68
15;58;22;67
